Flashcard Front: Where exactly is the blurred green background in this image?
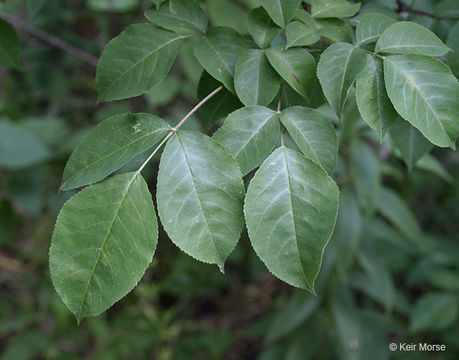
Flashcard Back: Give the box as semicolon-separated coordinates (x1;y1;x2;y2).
1;0;459;359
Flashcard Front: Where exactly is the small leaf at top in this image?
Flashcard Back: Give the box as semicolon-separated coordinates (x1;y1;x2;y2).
376;22;451;56
50;172;158;323
247;7;281;49
193;27;252;93
145;0;207;35
311;0;361;19
355;12;396;45
280;106;338;174
156;131;245;266
213;106;280;175
384;55;459;148
317;42;367;118
234;49;280;106
96;24;183;102
61;113;169;191
286;21;321;49
260;0;301;28
244;147;339;291
266;46;317;101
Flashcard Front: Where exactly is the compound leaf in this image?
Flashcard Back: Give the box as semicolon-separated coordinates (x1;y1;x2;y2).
61;113;169;191
384;55;459;148
213;106;280;175
96;24;183;102
244;147;339;291
50;172;158;323
157;131;245;266
280;106;338;174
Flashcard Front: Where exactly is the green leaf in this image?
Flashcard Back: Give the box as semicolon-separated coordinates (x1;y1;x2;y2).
376;22;451;56
355;12;396;45
0;121;51;169
384;55;459;148
446;21;459;78
247;7;281;49
145;0;207;35
435;0;459;19
315;18;353;43
157;131;245;267
416;154;454;184
378;186;421;240
317;42;367;117
260;0;301;28
234;49;280;106
49;172;158;323
355;55;397;139
286;21;321;49
197;71;242;131
410;293;458;333
280;106;338;174
390;120;433;171
266;46;317;101
193;27;251;93
350;140;380;214
0;19;20;69
96;24;183;102
61;113;169;191
311;0;361;19
213;106;280;175
244;147;339;291
88;0;139;11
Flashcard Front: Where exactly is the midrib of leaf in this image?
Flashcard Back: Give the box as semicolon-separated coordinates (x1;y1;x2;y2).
338;48;354;114
152;10;201;31
386;58;447;138
62;127;169;188
270;51;307;99
407;127;414;169
375;65;385;138
234;112;277;158
281;147;310;289
282;113;321;165
100;35;183;99
176;133;224;264
378;44;447;52
76;172;138;322
204;37;233;75
255;53;262;103
313;3;349;17
276;0;285;27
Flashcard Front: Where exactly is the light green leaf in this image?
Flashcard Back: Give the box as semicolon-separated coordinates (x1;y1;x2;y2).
157;131;245;267
376;22;451;56
410;293;458;333
280;106;338;174
88;0;138;11
0;121;51;169
317;42;367;117
384;55;459;148
356;55;397;139
286;21;321;48
294;9;318;29
244;147;339;291
260;0;301;28
266;46;317;101
390;120;433;171
435;0;459;19
197;71;242;131
311;0;361;19
355;12;396;45
61;113;169;191
446;22;459;78
350;140;380;214
234;49;280;106
96;24;183;102
50;172;158;323
0;19;19;69
378;186;421;240
247;7;281;49
193;27;251;93
315;18;353;43
416;154;454;184
145;0;207;35
213;106;280;175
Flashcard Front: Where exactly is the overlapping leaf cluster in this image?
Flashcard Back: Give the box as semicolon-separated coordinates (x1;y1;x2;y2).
49;0;459;321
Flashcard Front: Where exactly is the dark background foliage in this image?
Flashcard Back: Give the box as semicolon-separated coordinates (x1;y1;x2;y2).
1;0;458;359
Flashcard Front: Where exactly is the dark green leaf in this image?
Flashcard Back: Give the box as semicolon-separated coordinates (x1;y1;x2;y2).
260;0;301;28
50;172;158;323
410;294;458;333
0;19;19;69
285;21;320;48
96;24;183;102
355;12;396;45
247;7;281;49
311;0;361;19
446;21;459;78
435;0;459;19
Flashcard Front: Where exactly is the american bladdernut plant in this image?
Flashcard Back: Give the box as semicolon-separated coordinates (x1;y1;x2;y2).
48;0;459;323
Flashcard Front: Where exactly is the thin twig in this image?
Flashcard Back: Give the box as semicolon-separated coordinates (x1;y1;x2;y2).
136;132;173;174
0;13;98;67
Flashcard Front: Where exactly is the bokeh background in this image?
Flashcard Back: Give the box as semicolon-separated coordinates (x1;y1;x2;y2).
1;0;458;359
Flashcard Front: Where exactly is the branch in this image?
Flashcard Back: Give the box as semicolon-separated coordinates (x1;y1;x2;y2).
0;13;98;67
396;0;437;18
